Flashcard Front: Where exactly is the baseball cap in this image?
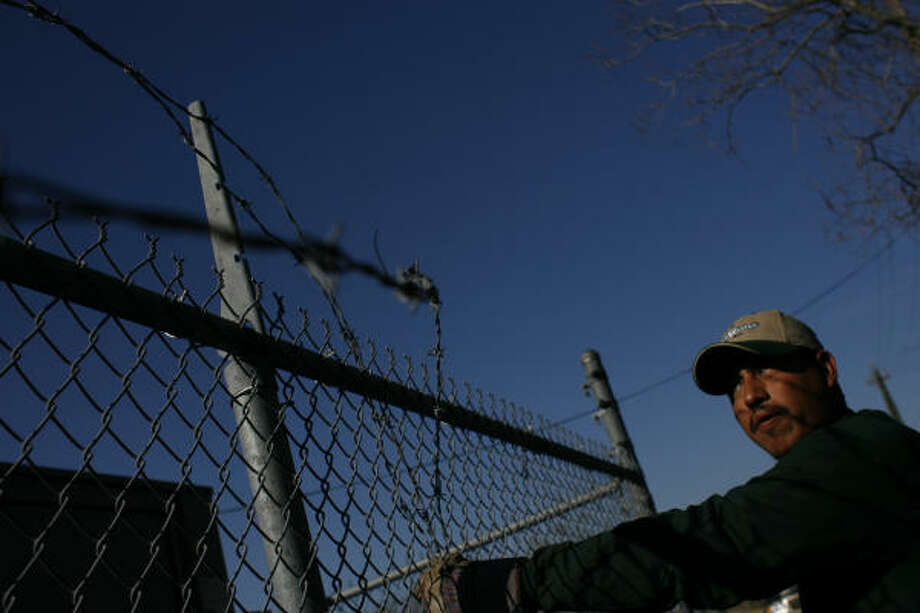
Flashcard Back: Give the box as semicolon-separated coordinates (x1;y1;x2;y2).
693;309;823;395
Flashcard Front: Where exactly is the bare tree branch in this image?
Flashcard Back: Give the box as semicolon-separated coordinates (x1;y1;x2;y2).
608;0;920;237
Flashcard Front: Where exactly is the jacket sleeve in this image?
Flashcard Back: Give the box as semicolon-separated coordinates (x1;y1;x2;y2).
518;418;904;611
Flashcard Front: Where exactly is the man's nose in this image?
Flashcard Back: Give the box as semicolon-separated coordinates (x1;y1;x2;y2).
739;370;768;408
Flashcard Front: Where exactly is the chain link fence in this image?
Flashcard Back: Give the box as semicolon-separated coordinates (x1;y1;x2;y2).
0;208;648;612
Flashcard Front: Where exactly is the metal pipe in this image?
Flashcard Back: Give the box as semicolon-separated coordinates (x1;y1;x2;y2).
330;479;622;603
580;349;656;516
188;100;326;613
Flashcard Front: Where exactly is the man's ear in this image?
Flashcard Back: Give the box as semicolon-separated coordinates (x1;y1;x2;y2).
816;350;838;388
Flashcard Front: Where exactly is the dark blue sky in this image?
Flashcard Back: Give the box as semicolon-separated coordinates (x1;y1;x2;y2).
3;0;918;514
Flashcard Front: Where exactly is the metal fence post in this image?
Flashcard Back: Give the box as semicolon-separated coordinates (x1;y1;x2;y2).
580;349;656;516
188;100;327;613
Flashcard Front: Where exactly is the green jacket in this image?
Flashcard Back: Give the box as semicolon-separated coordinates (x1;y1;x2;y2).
517;410;920;611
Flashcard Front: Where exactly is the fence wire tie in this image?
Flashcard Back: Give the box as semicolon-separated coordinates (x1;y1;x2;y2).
229;385;256;401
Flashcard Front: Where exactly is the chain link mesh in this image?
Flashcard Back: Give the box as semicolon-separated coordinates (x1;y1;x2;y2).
0;212;644;612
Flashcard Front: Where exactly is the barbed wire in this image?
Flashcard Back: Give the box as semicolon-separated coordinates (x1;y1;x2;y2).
0;0;412;367
2;177;450;547
0;0;448;418
2;0;455;550
0;174;441;308
0;0;303;248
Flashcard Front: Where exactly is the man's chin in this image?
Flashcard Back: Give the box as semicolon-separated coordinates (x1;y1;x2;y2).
758;429;801;457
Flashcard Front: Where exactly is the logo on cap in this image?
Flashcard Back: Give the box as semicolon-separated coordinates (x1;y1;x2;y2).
721;321;759;342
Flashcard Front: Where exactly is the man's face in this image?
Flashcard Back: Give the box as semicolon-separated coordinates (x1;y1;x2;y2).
729;350;840;458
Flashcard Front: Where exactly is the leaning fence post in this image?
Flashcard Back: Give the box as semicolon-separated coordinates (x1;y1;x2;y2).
580;349;656;516
188;99;327;613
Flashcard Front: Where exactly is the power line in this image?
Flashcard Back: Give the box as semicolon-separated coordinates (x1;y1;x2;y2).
560;239;902;427
555;368;691;426
792;239;893;315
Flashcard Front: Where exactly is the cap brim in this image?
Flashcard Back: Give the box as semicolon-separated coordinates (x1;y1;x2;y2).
692;341;800;395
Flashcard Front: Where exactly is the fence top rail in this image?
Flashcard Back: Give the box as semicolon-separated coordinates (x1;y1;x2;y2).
0;234;639;483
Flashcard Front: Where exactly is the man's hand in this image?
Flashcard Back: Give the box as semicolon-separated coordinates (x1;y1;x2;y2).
410;554;533;613
410;553;469;613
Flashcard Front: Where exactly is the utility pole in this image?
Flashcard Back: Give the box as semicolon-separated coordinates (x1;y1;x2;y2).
188;100;327;613
580;350;656;517
580;352;693;609
869;367;903;424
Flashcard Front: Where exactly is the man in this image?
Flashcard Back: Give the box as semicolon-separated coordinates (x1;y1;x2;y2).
413;309;920;612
